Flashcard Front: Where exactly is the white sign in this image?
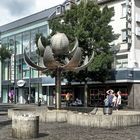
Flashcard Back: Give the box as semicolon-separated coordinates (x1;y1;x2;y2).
17;80;26;87
11;54;15;83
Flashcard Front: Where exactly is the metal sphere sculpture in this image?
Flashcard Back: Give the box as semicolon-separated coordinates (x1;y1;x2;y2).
24;32;94;109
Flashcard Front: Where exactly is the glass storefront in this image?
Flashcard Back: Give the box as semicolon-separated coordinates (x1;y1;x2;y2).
1;24;49;103
89;84;129;108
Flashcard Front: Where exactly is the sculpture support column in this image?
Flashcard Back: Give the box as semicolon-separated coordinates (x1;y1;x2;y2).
56;68;61;110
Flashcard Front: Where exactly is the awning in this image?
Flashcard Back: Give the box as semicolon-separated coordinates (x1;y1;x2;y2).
42;76;67;86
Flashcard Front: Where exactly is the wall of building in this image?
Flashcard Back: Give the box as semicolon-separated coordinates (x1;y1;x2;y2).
128;83;140;109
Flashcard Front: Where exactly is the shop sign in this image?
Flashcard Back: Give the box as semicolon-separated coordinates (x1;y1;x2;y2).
17;80;26;87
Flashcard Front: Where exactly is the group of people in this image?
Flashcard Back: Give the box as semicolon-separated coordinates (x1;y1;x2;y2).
104;89;121;111
65;92;82;107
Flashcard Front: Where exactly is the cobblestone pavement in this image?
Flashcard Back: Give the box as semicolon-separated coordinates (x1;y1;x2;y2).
0;114;140;140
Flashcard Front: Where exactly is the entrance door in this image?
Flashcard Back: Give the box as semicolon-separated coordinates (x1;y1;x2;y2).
2;89;8;103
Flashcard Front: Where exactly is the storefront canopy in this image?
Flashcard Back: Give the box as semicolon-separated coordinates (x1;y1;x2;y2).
42;76;67;86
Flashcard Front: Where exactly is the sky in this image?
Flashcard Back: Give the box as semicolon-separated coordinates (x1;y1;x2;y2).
0;0;65;26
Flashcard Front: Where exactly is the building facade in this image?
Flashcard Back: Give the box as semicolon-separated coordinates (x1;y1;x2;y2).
0;6;58;104
96;0;140;109
0;0;140;109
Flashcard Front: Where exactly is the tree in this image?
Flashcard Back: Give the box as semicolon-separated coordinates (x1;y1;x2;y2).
49;0;116;82
0;45;11;61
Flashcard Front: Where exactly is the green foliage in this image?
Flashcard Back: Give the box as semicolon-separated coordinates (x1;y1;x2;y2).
35;33;49;47
34;33;50;57
48;0;116;82
0;45;11;61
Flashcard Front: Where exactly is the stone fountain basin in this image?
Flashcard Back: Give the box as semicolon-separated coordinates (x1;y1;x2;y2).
8;108;140;128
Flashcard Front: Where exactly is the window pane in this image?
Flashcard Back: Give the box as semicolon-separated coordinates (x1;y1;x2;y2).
16;59;22;79
1;38;9;80
23;62;30;79
122;4;126;17
122;30;127;41
31;29;38;52
23;31;30;51
9;36;15;53
39;25;48;37
15;34;22;54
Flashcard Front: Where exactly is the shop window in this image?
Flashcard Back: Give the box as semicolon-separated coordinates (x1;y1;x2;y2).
23;63;30;79
89;86;128;107
89;89;105;107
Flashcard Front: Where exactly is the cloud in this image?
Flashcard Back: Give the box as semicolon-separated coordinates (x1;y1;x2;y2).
0;0;36;16
0;0;65;26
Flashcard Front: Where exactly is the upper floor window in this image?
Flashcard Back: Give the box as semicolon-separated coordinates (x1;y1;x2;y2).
122;29;127;42
15;34;22;55
56;6;61;15
75;0;80;4
122;3;126;18
65;2;71;10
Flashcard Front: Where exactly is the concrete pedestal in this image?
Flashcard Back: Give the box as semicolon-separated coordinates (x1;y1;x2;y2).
12;114;39;139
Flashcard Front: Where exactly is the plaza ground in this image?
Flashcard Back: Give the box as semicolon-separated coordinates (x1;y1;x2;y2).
0;104;140;140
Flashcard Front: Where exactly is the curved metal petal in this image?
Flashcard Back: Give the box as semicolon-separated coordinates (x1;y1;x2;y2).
69;37;78;56
38;37;45;56
43;46;61;69
24;49;48;71
74;51;94;72
63;47;82;70
39;57;46;67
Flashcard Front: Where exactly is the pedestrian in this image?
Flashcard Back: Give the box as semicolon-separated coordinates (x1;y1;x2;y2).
112;92;117;109
66;92;70;107
106;89;114;107
8;88;14;103
116;91;121;111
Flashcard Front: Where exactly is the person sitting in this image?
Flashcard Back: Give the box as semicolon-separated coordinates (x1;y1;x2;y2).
71;98;82;106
